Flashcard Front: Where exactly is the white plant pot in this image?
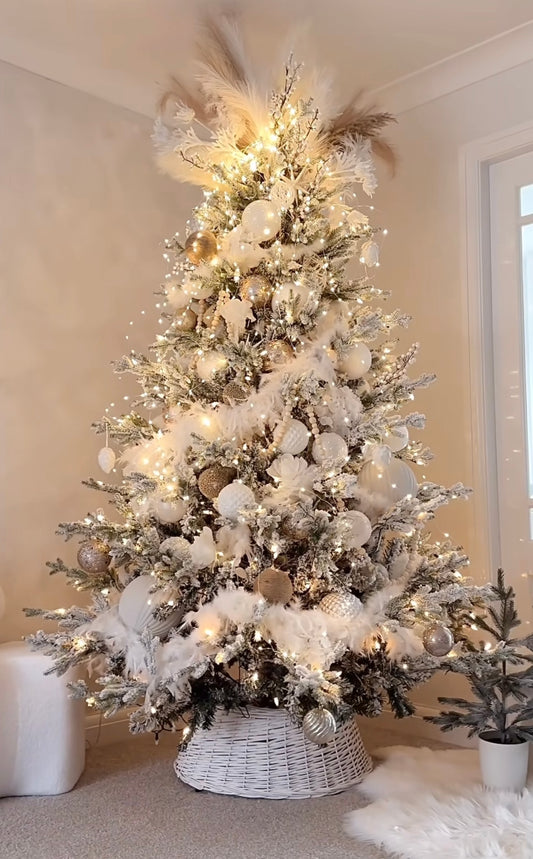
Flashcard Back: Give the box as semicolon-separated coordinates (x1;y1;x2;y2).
479;731;529;792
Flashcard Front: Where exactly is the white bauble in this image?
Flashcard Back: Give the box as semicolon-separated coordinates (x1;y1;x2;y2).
118;575;183;638
196;352;228;381
273;419;310;455
155;498;186;524
241;200;281;242
216;482;255;521
98;446;116;474
358;457;418;504
338;342;372;379
384;425;409;452
190;527;217;568
312;433;349;465
336;510;372;548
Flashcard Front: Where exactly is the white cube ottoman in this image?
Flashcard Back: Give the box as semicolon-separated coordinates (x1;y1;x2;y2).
0;641;86;796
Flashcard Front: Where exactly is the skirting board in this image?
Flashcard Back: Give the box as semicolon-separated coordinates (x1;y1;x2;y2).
85;704;475;750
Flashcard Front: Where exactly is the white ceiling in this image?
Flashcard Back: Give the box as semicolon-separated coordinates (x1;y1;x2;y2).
0;0;532;116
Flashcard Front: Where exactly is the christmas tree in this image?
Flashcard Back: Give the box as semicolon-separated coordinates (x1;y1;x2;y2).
27;21;487;747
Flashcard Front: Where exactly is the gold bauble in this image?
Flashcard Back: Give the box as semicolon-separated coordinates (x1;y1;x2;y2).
175;308;197;331
184;231;218;265
222;381;250;405
77;541;111;574
262;340;292;371
254;567;293;604
198;465;237;500
240;274;272;308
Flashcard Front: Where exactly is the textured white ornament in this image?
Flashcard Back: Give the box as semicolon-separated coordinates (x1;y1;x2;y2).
273;419;310;454
216;482;255;521
155;498;186;524
312;433;349;465
336;511;372;548
219;297;254;343
98;447;116;474
118;575;183;638
384;425;409;452
339;343;372;380
241;200;281;242
302;708;337;745
319;592;362;619
270;179;296;209
196;352;228;381
358;456;418;504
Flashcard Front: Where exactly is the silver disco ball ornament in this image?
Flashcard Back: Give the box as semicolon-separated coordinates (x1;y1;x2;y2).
302;708;337;745
319;592;362;619
423;623;454;657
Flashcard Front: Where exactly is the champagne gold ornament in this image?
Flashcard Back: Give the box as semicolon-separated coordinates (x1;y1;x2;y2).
184;230;218;265
319;592;362;619
77;541;111;574
254;567;293;604
262;340;292;371
423;624;454;657
302;708;337;744
198;465;237;500
222;381;250;404
240;274;271;308
175;308;197;331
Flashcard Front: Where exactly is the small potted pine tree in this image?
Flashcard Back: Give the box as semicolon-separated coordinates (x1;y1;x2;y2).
427;570;533;791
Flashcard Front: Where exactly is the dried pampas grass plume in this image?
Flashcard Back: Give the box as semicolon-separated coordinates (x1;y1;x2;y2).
156;8;396;177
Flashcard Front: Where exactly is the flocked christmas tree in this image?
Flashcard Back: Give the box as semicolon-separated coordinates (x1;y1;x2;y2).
27;21;488;746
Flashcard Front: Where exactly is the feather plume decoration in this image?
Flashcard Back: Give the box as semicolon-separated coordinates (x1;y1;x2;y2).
155;10;396;186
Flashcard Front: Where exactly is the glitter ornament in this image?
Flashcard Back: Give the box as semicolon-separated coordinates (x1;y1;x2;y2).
254;567;293;604
273;419;310;454
222;381;249;404
118;575;183;638
336;510;372;548
241;200;281;242
77;541;111;574
216;482;255;520
174;308;197;331
312;432;349;465
196;352;228;380
302;708;337;745
319;592;362;619
198;465;237;500
97;446;116;474
263;340;292;371
338;342;372;379
159;536;191;559
384;425;409;452
184;230;218;265
423;624;454;657
240;274;272;308
155;498;186;524
358;452;417;504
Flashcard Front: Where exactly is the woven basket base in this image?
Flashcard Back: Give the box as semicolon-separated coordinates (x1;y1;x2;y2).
175;707;373;799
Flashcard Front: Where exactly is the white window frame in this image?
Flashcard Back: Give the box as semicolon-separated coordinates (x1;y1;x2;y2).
461;121;533;599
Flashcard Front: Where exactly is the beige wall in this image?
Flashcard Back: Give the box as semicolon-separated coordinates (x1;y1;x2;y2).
0;61;199;642
375;58;533;708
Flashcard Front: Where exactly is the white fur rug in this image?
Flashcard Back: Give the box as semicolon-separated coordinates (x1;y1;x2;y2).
345;745;533;859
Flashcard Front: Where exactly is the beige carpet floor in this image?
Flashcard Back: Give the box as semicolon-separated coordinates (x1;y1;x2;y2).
0;722;448;859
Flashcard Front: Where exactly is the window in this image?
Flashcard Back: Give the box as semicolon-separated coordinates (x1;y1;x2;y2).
489;150;533;599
